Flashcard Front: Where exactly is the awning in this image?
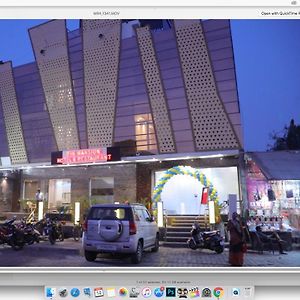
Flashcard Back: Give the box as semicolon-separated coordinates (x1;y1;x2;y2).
247;151;300;180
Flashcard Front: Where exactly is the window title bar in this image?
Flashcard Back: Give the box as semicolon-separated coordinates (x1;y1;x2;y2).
0;0;299;6
1;7;300;19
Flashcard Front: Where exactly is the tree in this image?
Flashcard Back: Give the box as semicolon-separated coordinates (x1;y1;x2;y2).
269;119;300;151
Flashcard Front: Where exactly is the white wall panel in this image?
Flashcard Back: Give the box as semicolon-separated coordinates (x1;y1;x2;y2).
82;20;121;147
29;20;79;151
136;26;176;154
174;20;239;151
0;62;28;164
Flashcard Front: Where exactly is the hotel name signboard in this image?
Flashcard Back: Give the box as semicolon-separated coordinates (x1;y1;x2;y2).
51;147;121;165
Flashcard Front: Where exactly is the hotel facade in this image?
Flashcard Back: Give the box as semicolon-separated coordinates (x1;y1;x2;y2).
0;19;243;222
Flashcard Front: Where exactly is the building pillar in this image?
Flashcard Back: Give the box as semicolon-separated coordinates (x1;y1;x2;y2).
238;150;249;218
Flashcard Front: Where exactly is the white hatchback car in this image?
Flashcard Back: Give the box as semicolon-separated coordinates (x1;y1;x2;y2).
82;203;159;264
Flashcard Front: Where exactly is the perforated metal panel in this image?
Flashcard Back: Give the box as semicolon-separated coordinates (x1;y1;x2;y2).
82;20;121;148
0;62;28;164
136;26;176;154
29;20;79;151
174;20;239;151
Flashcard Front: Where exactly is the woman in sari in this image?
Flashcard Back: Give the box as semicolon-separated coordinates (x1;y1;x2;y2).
227;212;245;266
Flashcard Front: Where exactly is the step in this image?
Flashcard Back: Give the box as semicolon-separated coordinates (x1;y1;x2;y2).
166;225;191;230
166;231;191;237
171;220;207;224
171;220;200;224
161;241;188;248
171;222;207;227
166;226;209;232
167;218;208;223
167;217;207;222
165;236;190;242
166;226;191;233
167;215;206;217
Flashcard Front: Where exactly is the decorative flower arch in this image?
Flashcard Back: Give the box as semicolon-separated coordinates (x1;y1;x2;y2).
152;165;219;215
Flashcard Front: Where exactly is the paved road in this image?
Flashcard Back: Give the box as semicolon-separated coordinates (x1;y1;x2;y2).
0;240;300;267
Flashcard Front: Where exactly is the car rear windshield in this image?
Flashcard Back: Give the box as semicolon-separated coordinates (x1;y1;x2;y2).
88;207;133;221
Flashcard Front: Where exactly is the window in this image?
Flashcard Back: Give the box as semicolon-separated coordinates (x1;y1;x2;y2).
90;177;114;204
134;208;147;221
142;208;152;221
88;207;129;221
23;180;38;200
134;113;157;152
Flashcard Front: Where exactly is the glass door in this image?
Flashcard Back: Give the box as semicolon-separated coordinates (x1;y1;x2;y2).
48;179;71;210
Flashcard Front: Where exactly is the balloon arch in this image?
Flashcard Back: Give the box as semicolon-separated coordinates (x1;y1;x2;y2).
152;165;219;215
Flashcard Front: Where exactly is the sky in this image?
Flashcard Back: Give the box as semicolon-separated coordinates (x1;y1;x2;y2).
0;19;299;151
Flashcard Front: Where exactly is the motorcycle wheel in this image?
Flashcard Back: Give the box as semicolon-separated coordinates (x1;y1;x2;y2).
35;235;40;243
73;225;81;242
27;237;35;245
10;235;25;251
58;231;64;242
187;239;197;250
11;242;24;251
215;246;224;254
48;231;56;245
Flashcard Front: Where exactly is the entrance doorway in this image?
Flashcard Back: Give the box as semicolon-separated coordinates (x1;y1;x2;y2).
154;166;239;215
48;179;71;210
159;174;203;215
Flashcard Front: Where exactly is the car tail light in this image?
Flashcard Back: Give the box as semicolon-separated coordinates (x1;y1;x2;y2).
129;221;137;235
83;219;88;232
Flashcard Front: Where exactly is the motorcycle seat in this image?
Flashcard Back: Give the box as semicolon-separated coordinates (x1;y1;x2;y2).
203;230;219;237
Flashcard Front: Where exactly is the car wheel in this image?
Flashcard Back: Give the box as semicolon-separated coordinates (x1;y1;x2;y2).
131;240;143;264
84;250;98;262
151;234;159;252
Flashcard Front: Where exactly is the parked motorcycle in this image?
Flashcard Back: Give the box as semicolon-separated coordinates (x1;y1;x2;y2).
17;219;40;245
0;219;25;250
187;222;224;254
45;218;64;245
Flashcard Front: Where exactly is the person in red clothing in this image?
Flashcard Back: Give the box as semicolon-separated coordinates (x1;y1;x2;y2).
228;212;246;266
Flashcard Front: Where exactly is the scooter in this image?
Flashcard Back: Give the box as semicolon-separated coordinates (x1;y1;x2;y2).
187;222;224;254
45;218;64;245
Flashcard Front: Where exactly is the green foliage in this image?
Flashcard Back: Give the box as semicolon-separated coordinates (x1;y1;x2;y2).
56;205;70;214
19;199;32;212
269;119;300;150
139;197;152;211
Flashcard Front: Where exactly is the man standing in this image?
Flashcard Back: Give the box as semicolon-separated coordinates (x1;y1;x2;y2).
35;189;44;206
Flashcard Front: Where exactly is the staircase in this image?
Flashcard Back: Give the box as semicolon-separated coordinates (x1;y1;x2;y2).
162;215;209;248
